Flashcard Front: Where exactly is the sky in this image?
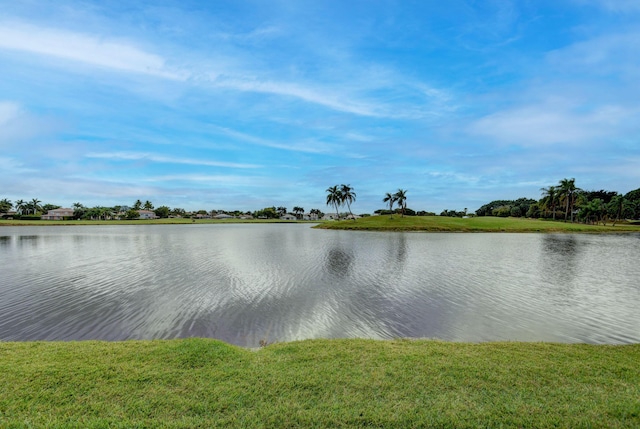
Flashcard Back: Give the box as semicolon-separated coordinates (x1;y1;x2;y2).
1;0;639;214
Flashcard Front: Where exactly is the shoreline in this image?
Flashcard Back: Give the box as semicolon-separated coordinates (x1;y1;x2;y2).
2;216;640;232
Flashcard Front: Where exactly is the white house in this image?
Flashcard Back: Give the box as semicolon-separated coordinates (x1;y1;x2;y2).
137;210;157;220
214;213;234;219
42;208;74;220
280;214;297;221
322;213;340;220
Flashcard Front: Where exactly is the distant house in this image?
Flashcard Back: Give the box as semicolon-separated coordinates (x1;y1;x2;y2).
322;213;340;221
137;210;158;220
280;214;297;221
239;214;254;220
214;213;234;219
0;210;17;219
42;208;74;220
303;213;319;221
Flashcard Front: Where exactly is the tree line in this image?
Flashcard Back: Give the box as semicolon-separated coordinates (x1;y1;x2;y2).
0;198;326;221
2;178;639;223
475;178;640;225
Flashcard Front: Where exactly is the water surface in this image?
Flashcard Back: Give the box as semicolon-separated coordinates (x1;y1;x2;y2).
1;224;639;347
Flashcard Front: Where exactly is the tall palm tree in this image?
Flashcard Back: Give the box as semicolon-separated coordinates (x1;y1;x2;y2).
326;185;342;219
143;200;154;211
30;198;41;215
0;199;12;213
394;189;408;217
15;199;25;215
608;195;626;226
558;178;578;222
133;200;142;210
540;186;558;220
293;206;304;219
340;184;356;220
383;192;397;218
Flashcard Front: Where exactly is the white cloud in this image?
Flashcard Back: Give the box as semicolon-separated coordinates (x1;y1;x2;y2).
85;151;261;169
468;96;637;146
141;174;288;188
0;20;451;119
546;32;640;79
212;77;386;117
211;125;337;154
0;21;186;80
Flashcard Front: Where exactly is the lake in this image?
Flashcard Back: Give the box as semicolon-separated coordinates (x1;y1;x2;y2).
1;224;639;347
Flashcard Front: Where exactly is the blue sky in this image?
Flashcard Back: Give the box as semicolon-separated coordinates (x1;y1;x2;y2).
1;0;639;213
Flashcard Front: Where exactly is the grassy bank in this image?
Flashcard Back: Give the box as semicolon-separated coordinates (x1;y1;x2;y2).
1;338;638;428
316;215;640;232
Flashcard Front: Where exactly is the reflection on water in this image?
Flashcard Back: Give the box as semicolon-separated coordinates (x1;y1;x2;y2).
325;247;354;277
541;234;581;289
1;225;639;347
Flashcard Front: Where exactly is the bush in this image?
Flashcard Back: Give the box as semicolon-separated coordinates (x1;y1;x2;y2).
19;215;42;220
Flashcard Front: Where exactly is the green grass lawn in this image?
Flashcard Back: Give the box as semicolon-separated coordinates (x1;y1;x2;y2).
1;338;638;428
316;215;640;232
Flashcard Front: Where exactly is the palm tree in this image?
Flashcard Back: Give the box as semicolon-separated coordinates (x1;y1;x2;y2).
133;200;142;210
608;195;626;226
340;184;356;220
293;206;304;219
394;189;408;217
326;185;342;219
30;198;42;215
15;199;25;215
540;186;558;220
143;200;154;211
383;192;397;218
0;198;12;213
558;178;578;222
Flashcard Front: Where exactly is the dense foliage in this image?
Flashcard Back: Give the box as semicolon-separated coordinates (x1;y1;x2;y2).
475;179;640;224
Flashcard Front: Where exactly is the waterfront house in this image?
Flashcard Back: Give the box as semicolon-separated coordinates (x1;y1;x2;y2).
137;210;158;220
322;213;340;220
42;208;74;220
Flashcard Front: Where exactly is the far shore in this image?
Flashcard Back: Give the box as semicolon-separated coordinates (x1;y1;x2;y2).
0;218;311;226
314;215;640;233
2;215;640;232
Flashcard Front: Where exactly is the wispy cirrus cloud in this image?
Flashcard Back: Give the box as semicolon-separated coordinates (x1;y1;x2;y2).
0;21;186;80
85;151;261;169
211;77;387;118
0;19;451;120
211;125;338;154
141;174;287;188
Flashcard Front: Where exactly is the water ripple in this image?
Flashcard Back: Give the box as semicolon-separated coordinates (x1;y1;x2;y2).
1;226;639;346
